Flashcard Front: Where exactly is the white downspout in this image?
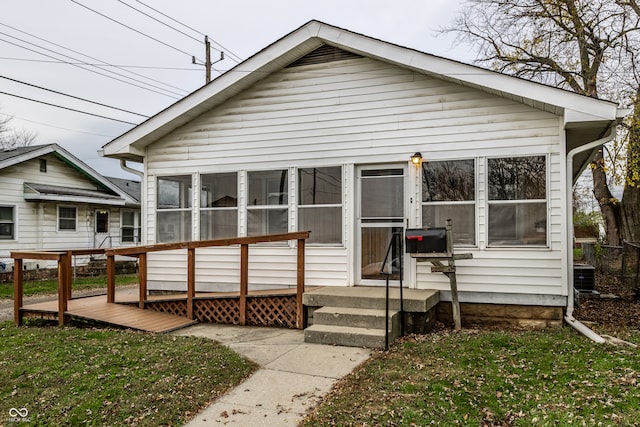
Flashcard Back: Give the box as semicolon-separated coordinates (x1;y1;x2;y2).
119;159;143;179
564;124;617;343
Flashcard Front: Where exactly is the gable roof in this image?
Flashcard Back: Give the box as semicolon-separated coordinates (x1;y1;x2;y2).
105;176;141;203
0;143;139;206
101;20;626;170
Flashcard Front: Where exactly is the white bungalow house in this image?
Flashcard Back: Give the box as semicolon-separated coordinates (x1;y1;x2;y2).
101;21;625;327
0;143;141;271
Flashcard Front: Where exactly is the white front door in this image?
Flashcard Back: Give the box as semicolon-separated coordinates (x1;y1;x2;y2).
94;209;110;247
357;165;407;285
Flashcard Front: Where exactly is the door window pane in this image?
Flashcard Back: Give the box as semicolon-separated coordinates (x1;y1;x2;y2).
95;210;109;233
361;169;404;220
361;226;403;280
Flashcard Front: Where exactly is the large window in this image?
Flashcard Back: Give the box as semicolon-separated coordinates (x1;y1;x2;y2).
298;166;342;244
157;175;192;243
0;206;15;240
121;210;141;243
422;159;475;245
58;206;77;231
200;172;238;239
487;156;547;246
247;170;289;236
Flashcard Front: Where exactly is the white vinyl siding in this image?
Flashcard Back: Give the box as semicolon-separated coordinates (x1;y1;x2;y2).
143;56;565;296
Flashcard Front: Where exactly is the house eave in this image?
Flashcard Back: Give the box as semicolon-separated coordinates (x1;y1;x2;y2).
23;194;126;206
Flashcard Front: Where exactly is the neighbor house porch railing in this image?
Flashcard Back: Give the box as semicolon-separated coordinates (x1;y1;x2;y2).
105;231;310;328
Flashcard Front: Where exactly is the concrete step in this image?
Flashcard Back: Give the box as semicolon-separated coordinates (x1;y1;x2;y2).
304;324;397;349
303;287;439;312
313;306;398;330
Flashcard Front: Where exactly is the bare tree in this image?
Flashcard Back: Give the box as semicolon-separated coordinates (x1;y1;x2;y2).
445;0;640;244
0;111;37;150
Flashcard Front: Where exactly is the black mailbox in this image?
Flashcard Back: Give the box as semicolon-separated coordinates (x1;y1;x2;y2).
405;228;447;254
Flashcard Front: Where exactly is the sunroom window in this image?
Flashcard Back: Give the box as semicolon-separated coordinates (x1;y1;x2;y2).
487;156;547;246
0;206;15;240
247;170;288;236
298;166;342;244
200;172;238;240
422;159;475;245
157;175;192;243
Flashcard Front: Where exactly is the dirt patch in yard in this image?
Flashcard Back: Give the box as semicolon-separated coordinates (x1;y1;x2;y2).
573;272;640;333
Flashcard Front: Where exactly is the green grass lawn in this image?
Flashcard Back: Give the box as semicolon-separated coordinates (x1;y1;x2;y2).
302;327;640;426
0;274;139;298
0;323;257;426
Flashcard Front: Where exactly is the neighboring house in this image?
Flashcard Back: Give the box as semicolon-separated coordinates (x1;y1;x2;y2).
0;143;140;271
101;21;625;320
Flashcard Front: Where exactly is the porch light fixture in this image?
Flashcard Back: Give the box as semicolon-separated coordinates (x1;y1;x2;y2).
411;152;423;166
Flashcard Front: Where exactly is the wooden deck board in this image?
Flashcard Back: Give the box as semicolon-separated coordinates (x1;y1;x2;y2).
21;297;196;333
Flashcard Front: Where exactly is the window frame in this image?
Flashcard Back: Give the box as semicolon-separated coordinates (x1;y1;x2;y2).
156;174;193;243
486;155;549;248
297;166;344;246
0;205;16;240
421;158;477;247
246;169;290;238
121;210;141;244
57;205;78;232
199;172;239;240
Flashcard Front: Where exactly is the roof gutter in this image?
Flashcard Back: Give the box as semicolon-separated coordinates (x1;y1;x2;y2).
564;123;617;344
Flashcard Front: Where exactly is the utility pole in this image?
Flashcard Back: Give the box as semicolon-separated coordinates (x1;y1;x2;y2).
192;35;224;85
205;35;211;84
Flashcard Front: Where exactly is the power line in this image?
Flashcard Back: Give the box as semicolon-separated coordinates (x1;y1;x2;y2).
0;56;202;71
117;0;205;45
70;0;204;62
0;21;189;96
0;33;184;99
0;112;119;138
0;90;139;125
129;0;244;63
0;75;150;118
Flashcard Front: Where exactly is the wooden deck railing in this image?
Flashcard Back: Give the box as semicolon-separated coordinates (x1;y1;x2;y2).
12;232;310;329
11;249;106;326
105;231;310;329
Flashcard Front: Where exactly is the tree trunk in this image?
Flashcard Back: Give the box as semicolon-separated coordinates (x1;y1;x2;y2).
620;88;640;243
591;149;622;245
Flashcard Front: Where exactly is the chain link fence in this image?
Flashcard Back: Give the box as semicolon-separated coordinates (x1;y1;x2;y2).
582;241;640;295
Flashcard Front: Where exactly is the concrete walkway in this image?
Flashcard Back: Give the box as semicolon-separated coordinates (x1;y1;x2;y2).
174;324;372;426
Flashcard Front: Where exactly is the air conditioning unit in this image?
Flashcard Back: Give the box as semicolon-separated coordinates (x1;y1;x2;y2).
574;264;595;292
0;261;12;273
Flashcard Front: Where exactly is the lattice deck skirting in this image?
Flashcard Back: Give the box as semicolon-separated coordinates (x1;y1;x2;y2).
133;295;299;328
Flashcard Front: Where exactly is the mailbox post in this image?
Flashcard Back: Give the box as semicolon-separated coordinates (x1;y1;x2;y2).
406;219;472;330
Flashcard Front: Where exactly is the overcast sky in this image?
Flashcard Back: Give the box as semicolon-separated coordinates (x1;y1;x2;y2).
1;0;472;178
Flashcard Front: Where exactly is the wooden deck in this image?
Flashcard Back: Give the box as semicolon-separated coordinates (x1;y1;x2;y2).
21;296;197;333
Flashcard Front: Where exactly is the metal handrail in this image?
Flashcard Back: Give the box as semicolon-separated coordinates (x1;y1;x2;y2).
380;231;404;350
